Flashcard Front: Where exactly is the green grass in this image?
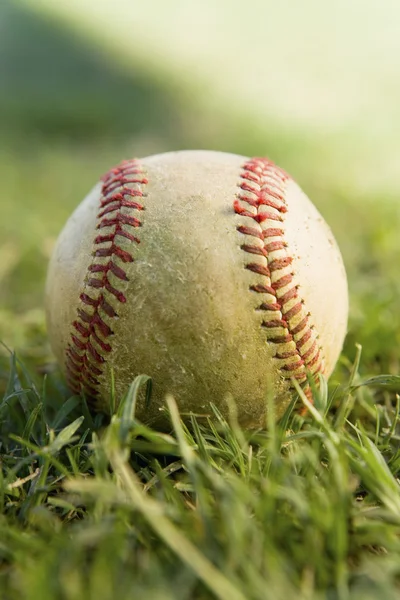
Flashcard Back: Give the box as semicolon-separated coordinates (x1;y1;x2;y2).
2;357;400;600
3;3;400;599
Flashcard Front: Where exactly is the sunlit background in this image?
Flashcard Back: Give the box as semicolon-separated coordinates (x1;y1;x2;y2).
1;0;400;375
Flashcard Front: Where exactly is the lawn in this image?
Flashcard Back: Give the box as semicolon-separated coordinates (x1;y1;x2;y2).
2;2;400;599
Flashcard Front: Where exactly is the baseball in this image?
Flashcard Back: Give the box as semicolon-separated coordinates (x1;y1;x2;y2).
46;150;348;428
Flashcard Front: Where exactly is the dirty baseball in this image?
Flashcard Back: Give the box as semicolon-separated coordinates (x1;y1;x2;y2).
45;150;348;428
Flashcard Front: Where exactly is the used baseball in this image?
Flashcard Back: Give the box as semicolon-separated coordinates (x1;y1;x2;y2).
46;150;348;428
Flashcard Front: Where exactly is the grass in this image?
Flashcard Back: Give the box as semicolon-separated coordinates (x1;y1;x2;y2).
2;354;400;600
2;3;400;599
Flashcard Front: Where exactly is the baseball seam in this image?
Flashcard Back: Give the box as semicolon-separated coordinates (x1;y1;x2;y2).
65;155;325;402
234;158;325;385
65;159;148;399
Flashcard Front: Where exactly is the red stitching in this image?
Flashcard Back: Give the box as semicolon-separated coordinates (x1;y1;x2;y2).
94;246;133;263
97;214;141;229
99;199;144;217
264;241;286;253
250;283;275;295
237;225;264;239
95;227;140;244
282;302;303;321
269;257;293;270
71;335;85;351
272;274;293;290
88;261;129;280
87;277;103;289
263;228;284;238
65;159;147;399
281;360;305;372
234;158;325;387
307;352;322;371
258;302;281;311
291;316;309;335
263;319;288;329
301;340;318;362
233;201;255;219
258;197;287;212
254;211;283;223
104;280;127;302
278;286;299;304
297;329;313;349
73;321;89;338
239;181;259;195
99;297;117;317
246;263;271;277
240;244;268;257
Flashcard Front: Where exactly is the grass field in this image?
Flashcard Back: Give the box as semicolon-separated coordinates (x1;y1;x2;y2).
2;2;400;599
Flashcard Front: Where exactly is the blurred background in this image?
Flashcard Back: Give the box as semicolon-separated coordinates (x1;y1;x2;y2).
1;0;400;380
